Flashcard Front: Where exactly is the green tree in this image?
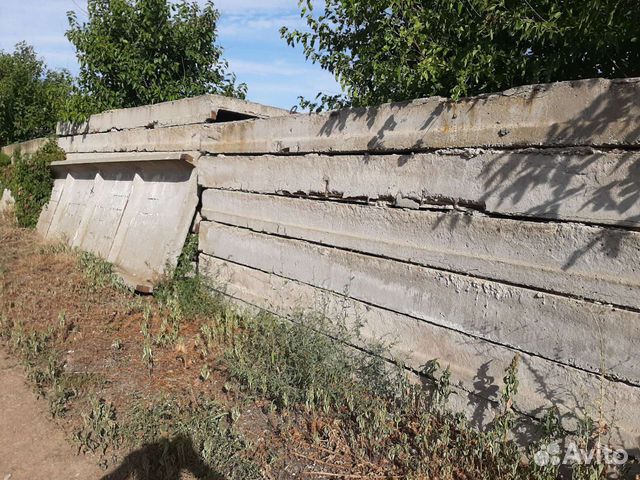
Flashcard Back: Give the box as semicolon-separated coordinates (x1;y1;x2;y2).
282;0;640;110
0;43;73;145
65;0;246;119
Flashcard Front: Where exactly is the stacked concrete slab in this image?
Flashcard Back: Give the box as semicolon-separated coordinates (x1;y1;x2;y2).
40;95;289;290
11;79;640;450
195;78;640;449
1;137;49;158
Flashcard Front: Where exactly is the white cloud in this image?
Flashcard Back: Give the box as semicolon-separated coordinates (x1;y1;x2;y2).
218;14;304;37
211;0;294;14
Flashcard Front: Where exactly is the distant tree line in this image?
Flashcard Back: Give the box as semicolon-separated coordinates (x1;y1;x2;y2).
0;0;244;146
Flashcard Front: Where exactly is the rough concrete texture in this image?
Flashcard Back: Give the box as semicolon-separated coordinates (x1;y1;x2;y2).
1;137;48;157
199;222;640;385
199;78;640;154
197;148;640;228
56;94;290;136
37;154;198;290
56;78;640;156
0;188;14;212
200;254;640;449
57;124;205;154
201;189;640;309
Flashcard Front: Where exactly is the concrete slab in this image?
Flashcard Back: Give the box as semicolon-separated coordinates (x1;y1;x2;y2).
201;189;640;309
56;94;290;136
200;254;640;449
0;188;14;213
1;137;49;157
197;148;640;228
199;222;640;385
37;153;198;290
56;78;640;156
57;125;204;154
199;78;640;154
106;161;198;288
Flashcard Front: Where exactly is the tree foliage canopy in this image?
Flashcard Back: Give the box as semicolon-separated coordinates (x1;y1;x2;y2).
282;0;640;110
65;0;246;119
0;43;73;145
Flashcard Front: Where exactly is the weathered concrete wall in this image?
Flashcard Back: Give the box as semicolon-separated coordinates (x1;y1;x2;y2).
16;78;640;449
200;189;640;310
1;137;49;157
199;255;640;445
37;153;198;290
198;149;640;228
198;78;640;154
40;95;288;291
56;78;640;154
196;77;640;449
56;94;289;136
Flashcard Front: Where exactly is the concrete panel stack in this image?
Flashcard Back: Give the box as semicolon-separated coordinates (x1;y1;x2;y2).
1;137;49;158
56;95;289;153
196;78;640;448
41;95;289;291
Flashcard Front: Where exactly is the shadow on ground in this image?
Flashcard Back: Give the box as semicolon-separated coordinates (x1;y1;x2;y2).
101;435;222;480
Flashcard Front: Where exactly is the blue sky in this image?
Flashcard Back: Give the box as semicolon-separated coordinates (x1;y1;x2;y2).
0;0;342;109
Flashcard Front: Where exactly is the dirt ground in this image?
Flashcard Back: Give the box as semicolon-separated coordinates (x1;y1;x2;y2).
0;348;103;479
0;215;383;479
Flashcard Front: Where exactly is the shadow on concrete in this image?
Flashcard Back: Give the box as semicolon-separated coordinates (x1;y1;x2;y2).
316;79;640;240
316;78;640;455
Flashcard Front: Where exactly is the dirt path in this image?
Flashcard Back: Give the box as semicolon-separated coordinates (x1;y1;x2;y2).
0;348;103;480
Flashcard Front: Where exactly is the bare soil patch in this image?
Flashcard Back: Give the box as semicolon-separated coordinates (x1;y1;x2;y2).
0;348;103;479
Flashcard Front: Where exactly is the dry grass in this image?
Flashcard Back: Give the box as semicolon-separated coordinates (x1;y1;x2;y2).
0;216;397;478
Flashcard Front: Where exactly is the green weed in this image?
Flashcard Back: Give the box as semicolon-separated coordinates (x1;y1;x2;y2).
78;250;126;291
0;312;95;418
73;396;261;478
120;398;261;479
155;234;221;320
141;307;154;374
74;396;120;458
217;298;620;479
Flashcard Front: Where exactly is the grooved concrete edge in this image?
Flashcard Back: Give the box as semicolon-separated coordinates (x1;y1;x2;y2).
57;151;201;167
200;188;640;310
199;221;640;385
